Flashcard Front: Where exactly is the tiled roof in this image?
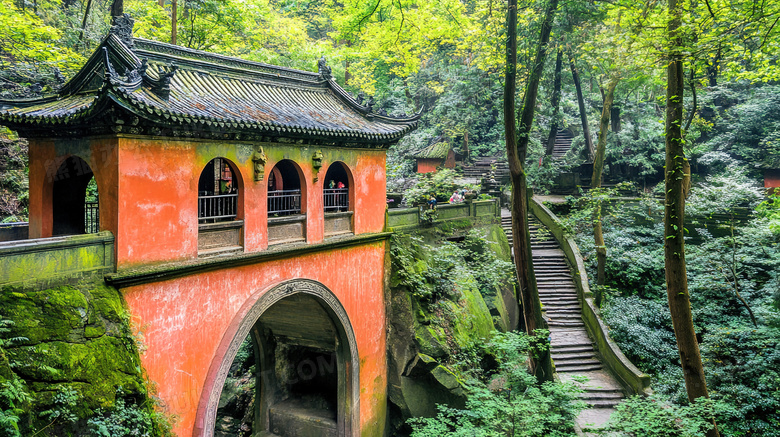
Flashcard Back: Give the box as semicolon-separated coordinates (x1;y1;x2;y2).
413;141;451;159
0;32;419;146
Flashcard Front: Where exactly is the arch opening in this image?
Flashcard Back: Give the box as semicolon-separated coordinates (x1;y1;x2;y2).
198;158;239;223
197;158;243;254
206;281;358;437
324;162;350;213
268;160;304;216
52;156;99;236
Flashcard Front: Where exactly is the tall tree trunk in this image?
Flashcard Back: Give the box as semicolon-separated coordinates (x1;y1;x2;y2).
110;0;123;18
665;1;719;435
569;55;594;160
505;0;557;382
79;0;94;43
591;76;618;304
545;49;564;157
171;0;178;45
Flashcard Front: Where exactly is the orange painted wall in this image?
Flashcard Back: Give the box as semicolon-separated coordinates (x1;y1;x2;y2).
27;138;119;240
26;136;387;267
416;158;442;174
111;138;386;267
121;242;388;437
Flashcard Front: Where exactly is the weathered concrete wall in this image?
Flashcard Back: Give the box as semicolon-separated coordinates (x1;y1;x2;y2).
115;241;389;437
385;199;500;231
0;222;28;242
0;231;114;285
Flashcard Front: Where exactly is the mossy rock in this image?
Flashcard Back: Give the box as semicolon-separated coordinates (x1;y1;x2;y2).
0;279;163;435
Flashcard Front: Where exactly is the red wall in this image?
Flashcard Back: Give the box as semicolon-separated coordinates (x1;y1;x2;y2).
122;242;388;437
27;137;388;267
416;158;442;174
766;169;780;189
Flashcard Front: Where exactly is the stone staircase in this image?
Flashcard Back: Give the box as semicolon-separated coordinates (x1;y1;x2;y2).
552;129;574;160
501;211;624;426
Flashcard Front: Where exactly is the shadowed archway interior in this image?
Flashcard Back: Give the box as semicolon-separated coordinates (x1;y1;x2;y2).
202;280;359;437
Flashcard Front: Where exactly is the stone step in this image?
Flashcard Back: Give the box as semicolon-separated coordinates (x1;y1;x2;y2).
556;363;604;373
552;344;595;353
268;399;337;437
583;399;622;408
547;320;585;328
579;391;624;401
552;351;598;361
547;314;583;321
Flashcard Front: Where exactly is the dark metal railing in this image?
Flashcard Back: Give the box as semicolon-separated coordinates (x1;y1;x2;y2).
268;189;301;215
85;201;99;234
199;193;238;222
324;188;349;212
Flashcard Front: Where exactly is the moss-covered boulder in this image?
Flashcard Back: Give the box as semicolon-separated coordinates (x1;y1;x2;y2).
385;221;519;433
0;277;170;436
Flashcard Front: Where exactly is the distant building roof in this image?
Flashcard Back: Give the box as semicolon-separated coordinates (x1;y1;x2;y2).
0;20;419;146
413;141;452;159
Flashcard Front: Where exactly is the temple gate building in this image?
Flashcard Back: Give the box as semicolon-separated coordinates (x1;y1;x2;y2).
0;17;419;437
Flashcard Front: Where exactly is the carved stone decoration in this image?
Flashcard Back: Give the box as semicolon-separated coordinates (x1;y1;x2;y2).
152;64;178;100
312;149;323;182
102;47;118;81
125;67;141;83
356;91;365;105
110;13;135;48
317;55;332;80
138;59;149;79
251;145;267;181
366;96;375;112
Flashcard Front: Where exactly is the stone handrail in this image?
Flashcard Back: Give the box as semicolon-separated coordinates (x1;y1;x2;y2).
385;199;500;231
0;231;115;285
529;197;652;396
0;222;28;242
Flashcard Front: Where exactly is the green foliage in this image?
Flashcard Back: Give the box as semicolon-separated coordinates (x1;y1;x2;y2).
87;391;156;437
600;396;720;437
391;231;515;305
409;331;583;437
702;85;780;170
0;379;29;437
601;296;679;375
0;0;85;96
402;169;459;206
39;385;81;425
757;188;780;237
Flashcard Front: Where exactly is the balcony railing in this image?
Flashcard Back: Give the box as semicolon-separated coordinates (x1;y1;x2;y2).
324;188;349;213
85;201;99;233
199;193;238;222
268;189;301;215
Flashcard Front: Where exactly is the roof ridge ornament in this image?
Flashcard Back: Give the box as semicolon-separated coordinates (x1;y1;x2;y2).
103;47;118;81
151;64;178;100
110;13;135;49
317;56;332;80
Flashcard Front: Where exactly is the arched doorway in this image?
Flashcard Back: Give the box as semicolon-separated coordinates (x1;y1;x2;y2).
52;156;99;236
203;280;359;437
197;158;243;254
323;162;351;213
267;160;304;216
267;160;306;244
323;162;354;237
